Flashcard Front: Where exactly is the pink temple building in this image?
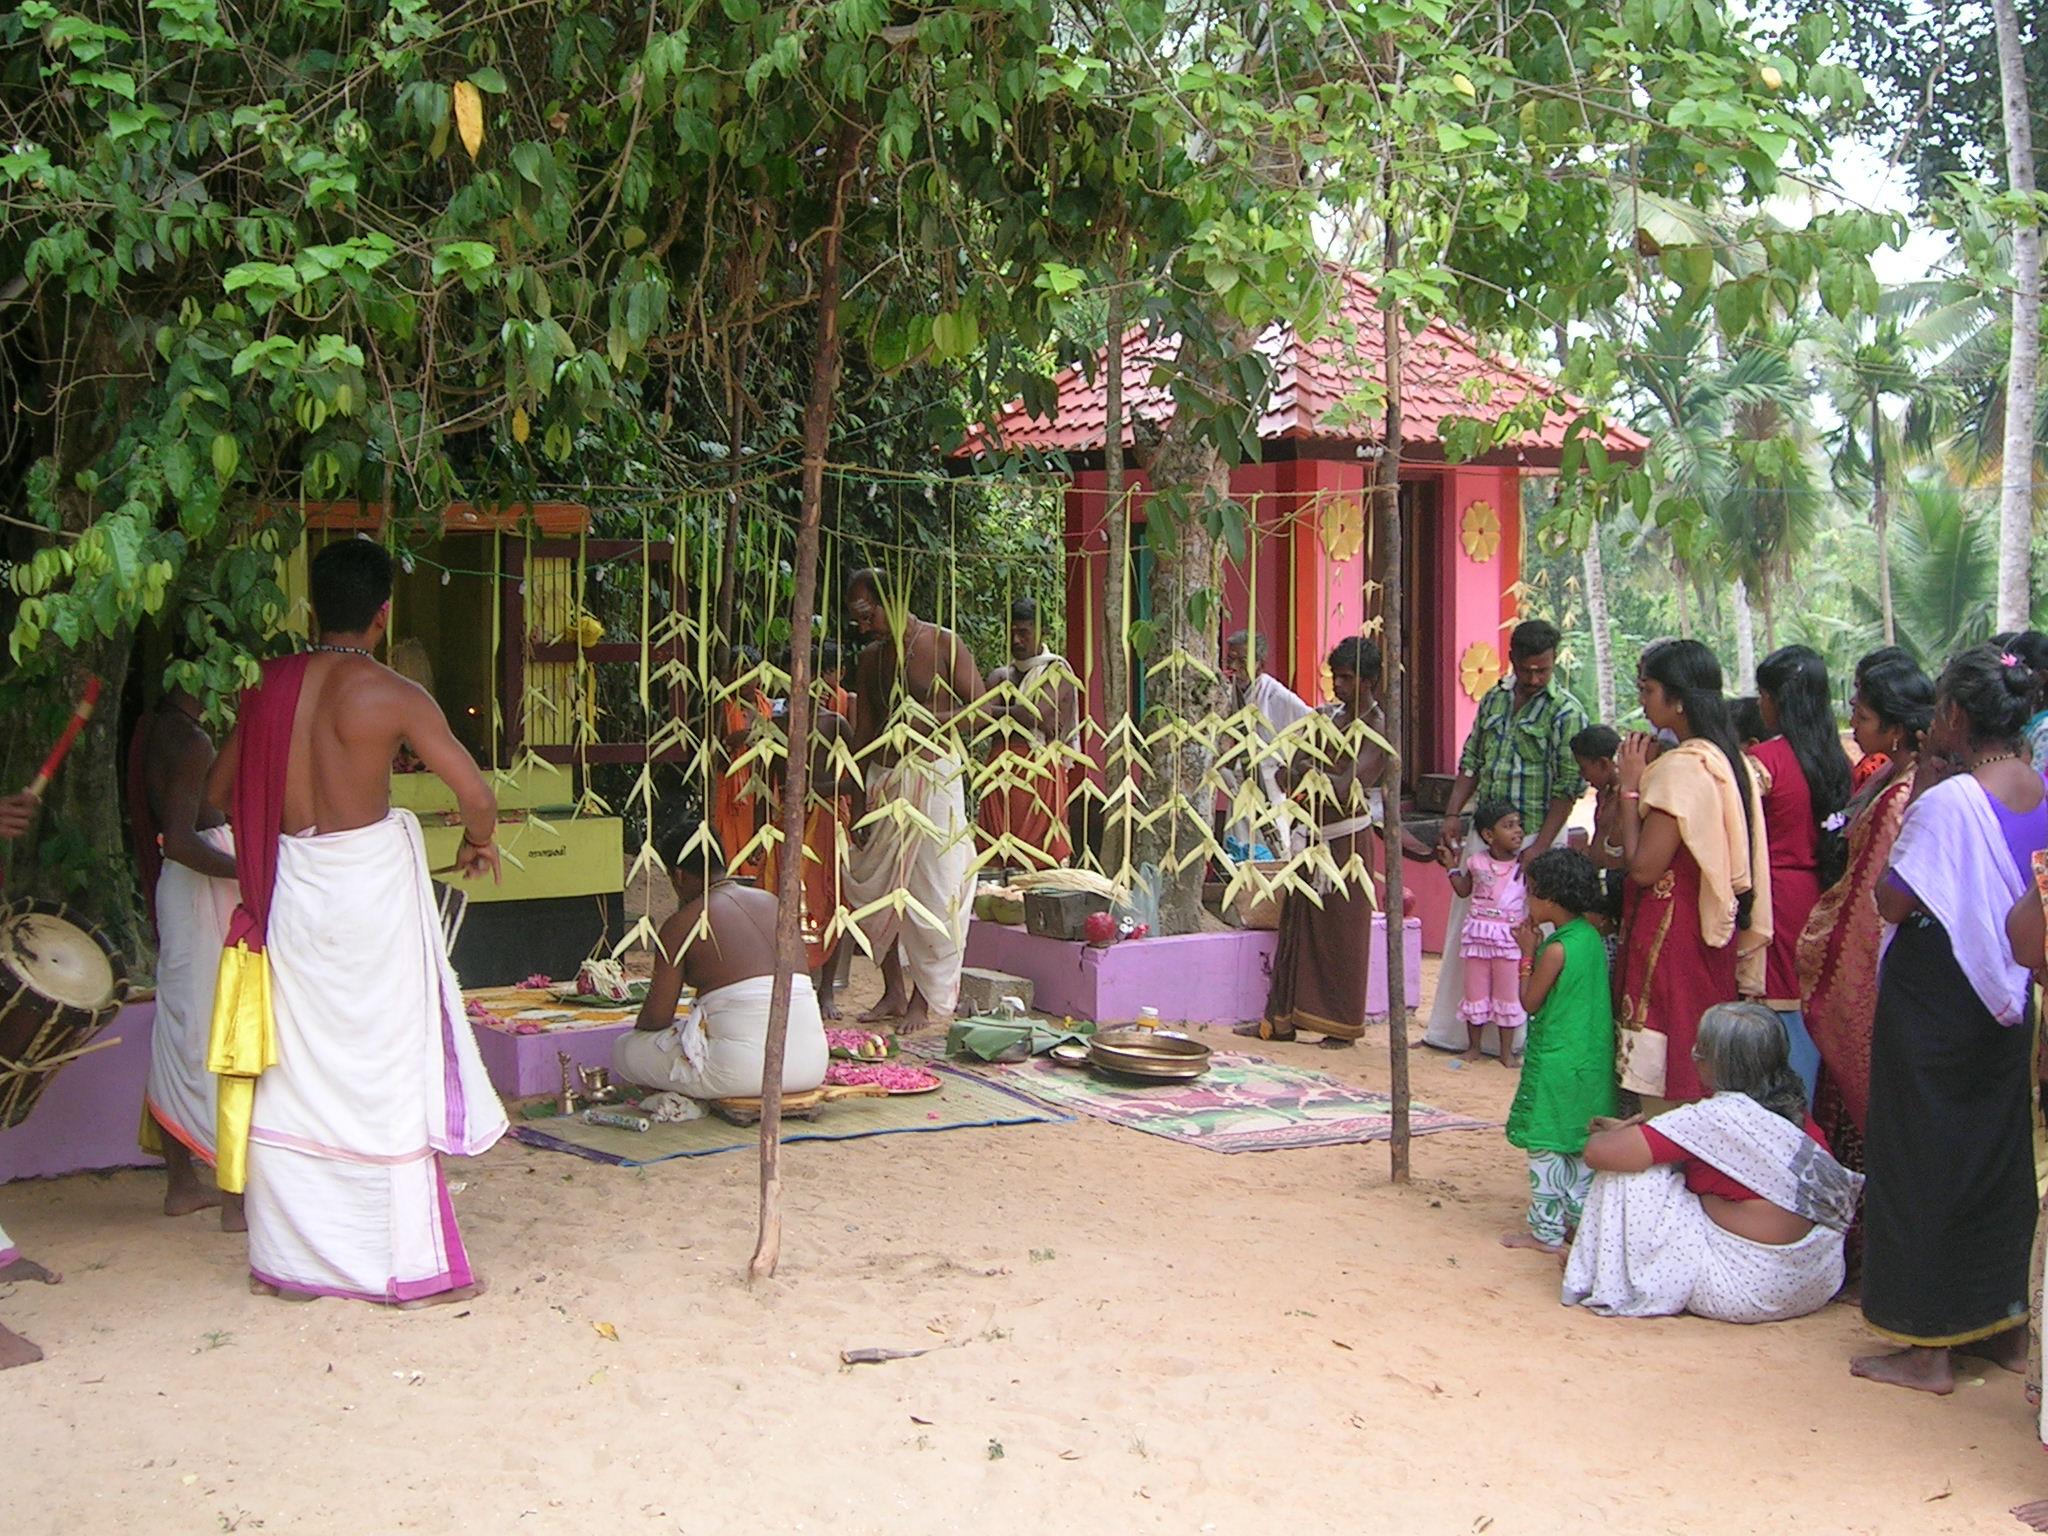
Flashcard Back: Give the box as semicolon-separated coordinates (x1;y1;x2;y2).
969;271;1646;948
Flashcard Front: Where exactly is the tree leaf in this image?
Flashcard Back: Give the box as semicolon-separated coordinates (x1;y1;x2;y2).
453;80;485;160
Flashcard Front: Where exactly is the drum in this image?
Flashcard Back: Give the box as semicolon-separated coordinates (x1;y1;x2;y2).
0;898;129;1128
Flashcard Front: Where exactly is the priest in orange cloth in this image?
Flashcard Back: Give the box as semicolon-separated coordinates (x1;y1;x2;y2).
713;645;772;878
975;597;1079;870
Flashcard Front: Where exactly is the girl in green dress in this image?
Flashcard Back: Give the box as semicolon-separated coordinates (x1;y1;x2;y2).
1505;850;1620;1253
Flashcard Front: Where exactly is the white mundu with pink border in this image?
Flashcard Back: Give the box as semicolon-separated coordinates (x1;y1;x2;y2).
146;826;237;1161
244;811;505;1302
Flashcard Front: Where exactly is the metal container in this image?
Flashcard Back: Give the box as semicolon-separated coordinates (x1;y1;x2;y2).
1023;888;1110;941
1086;1027;1212;1082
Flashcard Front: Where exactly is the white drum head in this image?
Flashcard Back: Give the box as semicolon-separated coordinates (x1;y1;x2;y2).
4;911;117;1010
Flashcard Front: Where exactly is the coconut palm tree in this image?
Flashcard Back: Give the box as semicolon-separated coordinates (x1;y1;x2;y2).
1811;301;1952;646
1850;472;2001;669
1860;228;2048;573
1614;308;1824;681
1708;353;1830;658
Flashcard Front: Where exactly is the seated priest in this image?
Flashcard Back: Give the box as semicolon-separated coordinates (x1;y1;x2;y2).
612;833;830;1100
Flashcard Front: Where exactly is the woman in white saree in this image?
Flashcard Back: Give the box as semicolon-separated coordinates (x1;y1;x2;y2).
1564;1002;1863;1324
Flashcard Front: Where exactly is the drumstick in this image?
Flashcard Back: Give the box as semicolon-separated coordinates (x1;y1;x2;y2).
25;676;103;799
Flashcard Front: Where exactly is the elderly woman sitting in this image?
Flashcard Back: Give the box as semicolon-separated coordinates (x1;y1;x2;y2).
1563;1002;1863;1323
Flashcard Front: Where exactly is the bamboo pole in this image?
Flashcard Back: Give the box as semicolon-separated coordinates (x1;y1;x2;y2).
1102;266;1134;880
751;125;861;1283
1379;223;1412;1186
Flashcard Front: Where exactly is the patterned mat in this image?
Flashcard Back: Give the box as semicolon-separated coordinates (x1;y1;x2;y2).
507;1064;1066;1165
946;1049;1495;1154
462;987;639;1035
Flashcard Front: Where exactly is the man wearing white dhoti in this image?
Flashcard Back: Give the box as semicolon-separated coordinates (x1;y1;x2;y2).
1427;619;1587;1057
1220;631;1314;863
1563;1003;1860;1324
136;687;241;1225
842;567;984;1032
206;539;507;1306
613;840;829;1098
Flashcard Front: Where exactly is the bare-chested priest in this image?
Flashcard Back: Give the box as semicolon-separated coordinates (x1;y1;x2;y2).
611;835;829;1099
206;539;507;1306
975;596;1079;869
841;567;984;1032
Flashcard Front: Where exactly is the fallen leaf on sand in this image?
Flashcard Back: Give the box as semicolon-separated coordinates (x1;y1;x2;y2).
909;1416;932;1426
181;1475;197;1486
1925;1484;1952;1503
1059;1450;1082;1461
1331;1339;1354;1351
843;1341;965;1366
593;1321;619;1341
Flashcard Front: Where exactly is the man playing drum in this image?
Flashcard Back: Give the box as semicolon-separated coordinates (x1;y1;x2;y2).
0;788;62;1370
136;684;242;1227
206;539;507;1306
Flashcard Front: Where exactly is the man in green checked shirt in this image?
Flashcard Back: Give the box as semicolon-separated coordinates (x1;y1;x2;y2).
1422;618;1590;1056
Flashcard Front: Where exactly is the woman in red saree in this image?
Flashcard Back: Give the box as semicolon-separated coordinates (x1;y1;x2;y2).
1796;654;1932;1162
1751;645;1854;1104
1613;640;1771;1108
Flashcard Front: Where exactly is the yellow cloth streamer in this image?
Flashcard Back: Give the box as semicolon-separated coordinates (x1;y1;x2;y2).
206;941;277;1194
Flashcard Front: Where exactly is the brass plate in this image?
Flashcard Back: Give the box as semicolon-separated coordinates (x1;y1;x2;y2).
1087;1028;1211;1081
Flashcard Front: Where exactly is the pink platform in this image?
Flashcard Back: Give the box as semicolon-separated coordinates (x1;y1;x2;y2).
0;1000;162;1182
472;1020;634;1100
964;916;1421;1027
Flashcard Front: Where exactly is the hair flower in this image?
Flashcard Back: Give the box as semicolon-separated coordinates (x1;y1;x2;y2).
1822;810;1849;833
2002;651;2020;667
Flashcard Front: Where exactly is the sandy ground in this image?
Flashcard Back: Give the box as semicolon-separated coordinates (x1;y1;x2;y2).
2;953;2042;1536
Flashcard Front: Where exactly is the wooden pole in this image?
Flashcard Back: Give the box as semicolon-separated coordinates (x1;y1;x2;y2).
1102;258;1132;875
750;126;860;1283
1378;224;1411;1186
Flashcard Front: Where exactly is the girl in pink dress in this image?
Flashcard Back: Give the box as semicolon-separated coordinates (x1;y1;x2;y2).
1442;800;1528;1067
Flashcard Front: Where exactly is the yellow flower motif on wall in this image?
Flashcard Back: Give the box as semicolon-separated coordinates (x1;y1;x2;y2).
1460;500;1501;562
1321;495;1365;563
1460;641;1503;701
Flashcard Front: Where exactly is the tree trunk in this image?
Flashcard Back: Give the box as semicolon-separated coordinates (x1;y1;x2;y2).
1992;0;2042;631
1873;395;1896;645
750;127;859;1284
1379;218;1412;1185
1730;576;1757;690
1131;419;1227;937
1672;557;1693;640
1581;533;1615;723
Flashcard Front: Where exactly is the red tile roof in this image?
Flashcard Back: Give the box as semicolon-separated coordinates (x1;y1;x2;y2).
962;270;1647;464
